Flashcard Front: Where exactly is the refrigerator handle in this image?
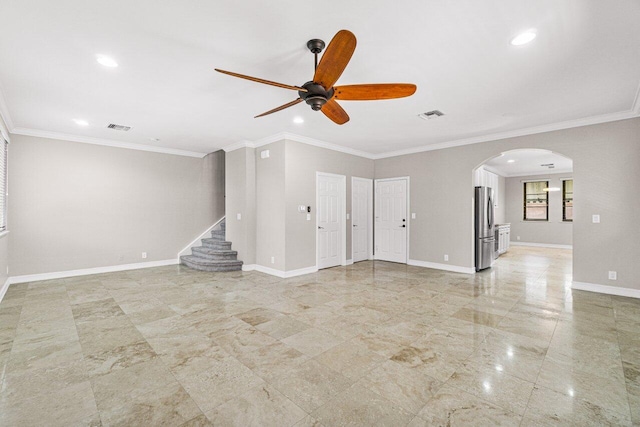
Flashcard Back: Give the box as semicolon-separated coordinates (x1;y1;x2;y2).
487;194;493;229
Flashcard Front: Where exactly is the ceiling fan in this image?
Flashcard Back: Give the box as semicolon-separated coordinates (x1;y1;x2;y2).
215;30;417;125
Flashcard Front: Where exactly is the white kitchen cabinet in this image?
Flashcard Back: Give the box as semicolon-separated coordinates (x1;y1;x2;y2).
474;167;499;208
496;224;510;256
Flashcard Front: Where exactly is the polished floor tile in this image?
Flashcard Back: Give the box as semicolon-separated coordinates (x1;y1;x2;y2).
0;246;638;425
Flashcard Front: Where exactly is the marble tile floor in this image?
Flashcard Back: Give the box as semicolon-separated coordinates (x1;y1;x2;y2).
0;246;638;426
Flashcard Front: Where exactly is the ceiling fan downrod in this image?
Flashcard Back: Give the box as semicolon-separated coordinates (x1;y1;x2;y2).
306;39;325;71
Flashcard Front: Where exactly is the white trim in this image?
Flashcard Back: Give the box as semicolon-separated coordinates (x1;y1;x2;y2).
572;281;640;299
0;230;8;239
408;259;475;275
0;277;10;304
250;264;318;279
632;81;640;115
178;217;225;258
11;128;208;158
510;242;572;249
372;110;639;159
316;172;347;270
8;259;178;284
351;176;374;263
223;132;375;159
345;259;354;266
242;264;256;272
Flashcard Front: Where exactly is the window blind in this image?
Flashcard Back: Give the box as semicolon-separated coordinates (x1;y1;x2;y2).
0;138;7;232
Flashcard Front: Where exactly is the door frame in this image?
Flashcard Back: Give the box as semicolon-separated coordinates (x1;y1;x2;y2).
351;176;374;262
374;176;411;263
316;172;347;269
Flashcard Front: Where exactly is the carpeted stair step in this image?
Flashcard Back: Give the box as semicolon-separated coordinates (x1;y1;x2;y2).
180;256;242;272
191;247;238;260
210;229;226;240
201;238;232;250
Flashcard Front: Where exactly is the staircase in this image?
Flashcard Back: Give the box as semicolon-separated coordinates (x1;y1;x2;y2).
180;219;243;272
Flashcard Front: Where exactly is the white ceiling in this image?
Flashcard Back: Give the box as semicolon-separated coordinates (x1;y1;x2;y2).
1;0;639;156
484;149;573;177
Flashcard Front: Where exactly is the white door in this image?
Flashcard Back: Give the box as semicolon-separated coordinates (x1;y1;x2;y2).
375;178;408;263
352;177;371;263
317;174;343;269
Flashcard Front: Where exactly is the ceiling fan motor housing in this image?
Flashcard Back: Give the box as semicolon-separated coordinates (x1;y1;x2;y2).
299;81;334;110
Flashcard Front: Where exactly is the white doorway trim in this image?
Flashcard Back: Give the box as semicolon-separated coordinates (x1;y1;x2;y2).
374;176;410;263
351;176;373;262
316;172;347;269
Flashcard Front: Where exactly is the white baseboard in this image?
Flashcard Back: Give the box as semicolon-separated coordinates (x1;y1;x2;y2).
249;264;318;279
8;259;179;285
572;281;640;299
0;277;10;304
242;264;256;272
408;259;475;275
178;216;225;258
345;259;353;266
510;242;573;249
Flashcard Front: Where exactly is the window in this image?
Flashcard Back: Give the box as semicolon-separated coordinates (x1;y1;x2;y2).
523;181;548;221
563;179;573;222
0;137;6;232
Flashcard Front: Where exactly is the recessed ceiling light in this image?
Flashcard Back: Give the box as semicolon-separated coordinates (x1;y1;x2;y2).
96;55;118;68
510;30;537;46
507;159;515;163
73;119;89;126
293;117;304;124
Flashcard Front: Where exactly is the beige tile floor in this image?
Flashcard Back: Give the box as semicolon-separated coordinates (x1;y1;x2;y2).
0;246;638;426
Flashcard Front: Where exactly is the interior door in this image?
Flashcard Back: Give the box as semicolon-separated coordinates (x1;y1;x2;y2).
317;174;342;269
352;178;371;263
375;178;408;263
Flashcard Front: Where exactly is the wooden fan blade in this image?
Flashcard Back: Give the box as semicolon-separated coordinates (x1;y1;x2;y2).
313;30;357;90
321;99;349;125
334;83;417;100
255;99;303;118
215;69;307;92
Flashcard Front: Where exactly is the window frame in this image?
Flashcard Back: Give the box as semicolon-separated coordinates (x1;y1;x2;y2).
523;180;549;222
562;179;573;222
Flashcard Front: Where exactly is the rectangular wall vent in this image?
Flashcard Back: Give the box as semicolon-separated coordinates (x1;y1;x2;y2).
107;123;132;131
418;110;444;120
541;163;555;168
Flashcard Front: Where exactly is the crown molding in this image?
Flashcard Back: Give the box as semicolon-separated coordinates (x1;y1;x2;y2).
372;109;640;159
10;127;208;158
223;131;375;159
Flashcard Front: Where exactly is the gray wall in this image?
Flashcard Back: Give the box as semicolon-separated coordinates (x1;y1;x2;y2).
255;141;286;271
9;134;225;276
375;117;640;291
505;173;572;246
225;147;256;265
284;140;374;271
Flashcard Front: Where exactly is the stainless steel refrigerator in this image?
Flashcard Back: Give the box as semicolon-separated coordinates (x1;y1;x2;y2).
475;186;495;271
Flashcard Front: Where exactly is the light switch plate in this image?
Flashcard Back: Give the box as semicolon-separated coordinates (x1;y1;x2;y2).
411;213;416;219
608;271;617;280
236;213;241;220
306;213;311;221
592;214;600;223
346;213;350;220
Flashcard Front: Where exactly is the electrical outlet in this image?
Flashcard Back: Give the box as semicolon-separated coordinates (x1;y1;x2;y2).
306;213;311;221
608;271;617;280
517;236;520;241
411;213;416;219
141;252;147;259
592;214;600;223
237;213;241;220
444;254;449;262
271;256;275;264
119;255;124;262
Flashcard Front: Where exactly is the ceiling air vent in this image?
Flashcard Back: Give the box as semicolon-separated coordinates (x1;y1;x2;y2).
107;123;132;131
541;163;555;169
418;110;444;120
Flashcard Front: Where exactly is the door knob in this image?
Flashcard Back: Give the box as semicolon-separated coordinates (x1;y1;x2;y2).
400;225;406;228
318;226;324;229
353;224;357;227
